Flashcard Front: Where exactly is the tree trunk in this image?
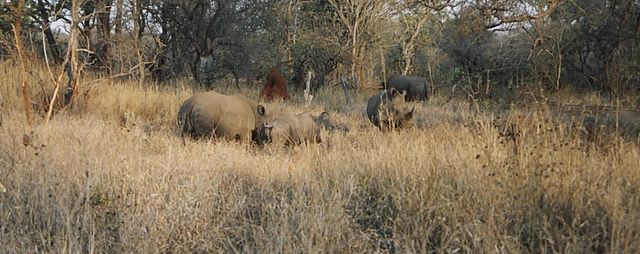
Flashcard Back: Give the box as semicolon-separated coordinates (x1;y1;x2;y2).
37;0;62;63
380;48;386;89
43;26;61;63
340;75;353;105
283;0;297;76
133;0;145;86
402;52;412;75
81;3;93;41
96;0;112;72
65;0;83;106
304;70;314;107
191;55;201;83
14;0;34;133
401;14;428;75
351;17;358;89
114;0;124;34
427;54;435;96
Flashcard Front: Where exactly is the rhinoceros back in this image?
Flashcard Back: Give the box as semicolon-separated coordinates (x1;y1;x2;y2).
387;74;429;101
177;92;259;141
255;112;322;146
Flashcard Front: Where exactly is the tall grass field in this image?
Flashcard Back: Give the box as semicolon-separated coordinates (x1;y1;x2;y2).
1;60;639;253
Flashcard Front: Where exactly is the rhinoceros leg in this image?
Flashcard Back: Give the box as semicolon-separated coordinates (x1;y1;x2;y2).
205;131;217;143
378;120;391;132
233;133;247;143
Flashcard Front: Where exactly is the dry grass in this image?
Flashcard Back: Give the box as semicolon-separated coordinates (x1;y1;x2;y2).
1;62;639;253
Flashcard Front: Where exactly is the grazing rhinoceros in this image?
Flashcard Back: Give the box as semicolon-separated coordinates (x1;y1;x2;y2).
386;74;429;102
252;112;331;146
366;88;415;131
176;91;267;142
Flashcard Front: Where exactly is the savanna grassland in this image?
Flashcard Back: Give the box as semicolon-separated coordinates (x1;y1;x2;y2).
1;60;639;253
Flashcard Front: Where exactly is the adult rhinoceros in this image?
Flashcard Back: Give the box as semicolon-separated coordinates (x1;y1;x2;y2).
176;91;267;142
386;74;430;102
366;88;415;132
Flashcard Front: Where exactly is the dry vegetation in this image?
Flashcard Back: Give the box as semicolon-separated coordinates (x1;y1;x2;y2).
1;61;639;253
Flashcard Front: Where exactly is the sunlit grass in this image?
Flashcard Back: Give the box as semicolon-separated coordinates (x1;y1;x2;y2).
0;62;639;253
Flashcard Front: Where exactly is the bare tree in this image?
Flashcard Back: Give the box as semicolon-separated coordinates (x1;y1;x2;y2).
280;0;304;74
327;0;386;86
63;0;85;106
390;0;431;75
474;0;565;46
389;0;454;75
113;0;124;34
33;0;65;64
94;0;113;71
132;0;145;85
477;0;564;27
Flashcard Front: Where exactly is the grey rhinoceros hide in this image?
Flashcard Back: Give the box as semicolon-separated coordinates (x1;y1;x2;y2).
176;91;267;142
386;74;430;102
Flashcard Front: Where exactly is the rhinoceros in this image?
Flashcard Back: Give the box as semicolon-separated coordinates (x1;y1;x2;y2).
176;91;267;142
252;112;330;146
386;74;429;102
366;88;415;131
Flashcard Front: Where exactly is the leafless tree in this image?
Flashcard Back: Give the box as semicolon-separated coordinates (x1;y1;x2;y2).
327;0;386;87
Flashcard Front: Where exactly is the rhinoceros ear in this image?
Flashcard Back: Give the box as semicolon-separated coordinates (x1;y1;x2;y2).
319;111;329;120
264;123;273;137
400;90;407;97
257;105;267;116
389;87;399;97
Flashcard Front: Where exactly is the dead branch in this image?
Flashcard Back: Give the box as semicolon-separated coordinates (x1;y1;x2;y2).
418;0;457;11
481;0;565;29
43;30;68;125
340;75;354;105
304;70;314;107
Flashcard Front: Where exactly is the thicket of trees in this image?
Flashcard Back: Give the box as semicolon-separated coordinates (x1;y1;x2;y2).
1;0;639;98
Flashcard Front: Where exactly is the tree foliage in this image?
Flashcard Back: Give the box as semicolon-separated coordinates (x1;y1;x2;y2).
2;0;638;95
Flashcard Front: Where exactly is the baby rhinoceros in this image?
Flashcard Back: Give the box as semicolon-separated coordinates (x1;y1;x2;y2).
252;112;331;146
366;88;415;131
176;91;267;142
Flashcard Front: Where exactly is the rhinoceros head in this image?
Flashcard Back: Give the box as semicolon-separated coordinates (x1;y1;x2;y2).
379;88;415;130
312;112;334;131
251;123;273;145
